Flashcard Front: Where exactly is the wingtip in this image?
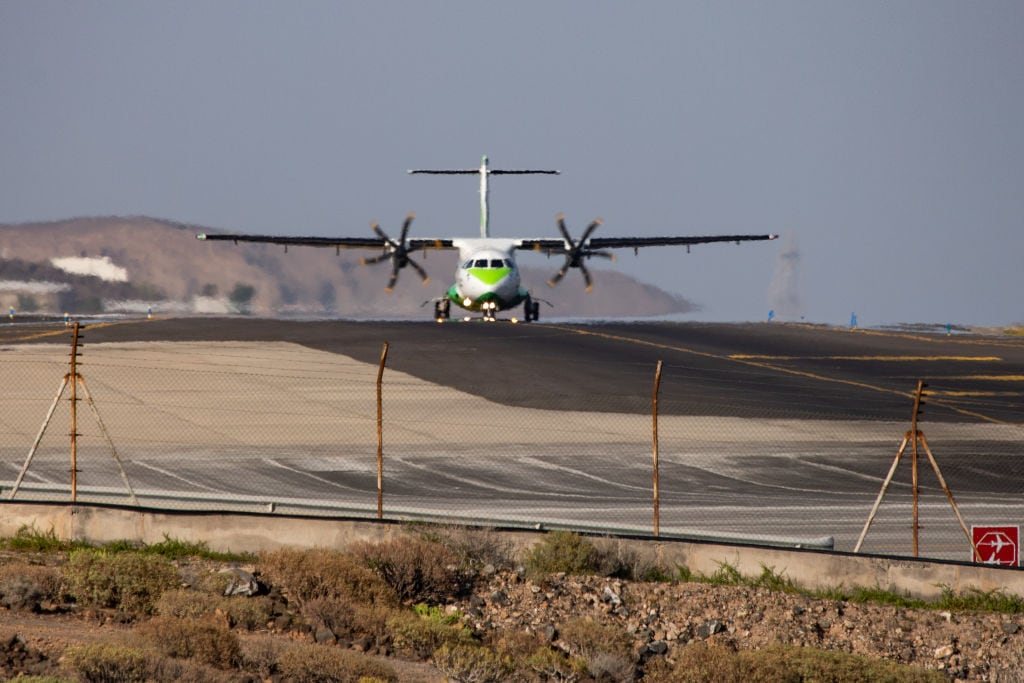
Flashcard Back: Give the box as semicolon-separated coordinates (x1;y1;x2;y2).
769;233;780;240
196;233;206;240
585;285;594;293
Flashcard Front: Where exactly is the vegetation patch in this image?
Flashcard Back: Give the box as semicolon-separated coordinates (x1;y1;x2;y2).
63;549;179;614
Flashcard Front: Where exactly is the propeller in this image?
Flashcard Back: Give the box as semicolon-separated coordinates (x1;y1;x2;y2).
360;213;430;292
546;213;614;291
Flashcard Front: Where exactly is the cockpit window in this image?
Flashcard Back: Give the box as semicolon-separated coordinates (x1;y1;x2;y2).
473;259;488;268
462;260;474;269
490;259;503;268
504;259;513;268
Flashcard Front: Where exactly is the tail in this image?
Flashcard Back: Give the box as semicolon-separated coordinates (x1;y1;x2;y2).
409;155;559;238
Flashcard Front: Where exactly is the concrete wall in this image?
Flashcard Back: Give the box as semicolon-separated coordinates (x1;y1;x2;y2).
2;502;1022;600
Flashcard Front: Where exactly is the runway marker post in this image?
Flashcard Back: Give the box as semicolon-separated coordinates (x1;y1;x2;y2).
9;322;137;504
652;360;663;537
376;341;389;519
854;379;977;559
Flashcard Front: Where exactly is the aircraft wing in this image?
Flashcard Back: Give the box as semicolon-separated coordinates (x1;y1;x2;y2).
516;233;778;251
195;232;456;250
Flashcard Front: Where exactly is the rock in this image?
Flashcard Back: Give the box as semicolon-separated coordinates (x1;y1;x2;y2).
934;644;955;659
1001;621;1021;635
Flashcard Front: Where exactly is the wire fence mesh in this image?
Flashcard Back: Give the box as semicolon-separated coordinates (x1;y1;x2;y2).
1;332;1022;563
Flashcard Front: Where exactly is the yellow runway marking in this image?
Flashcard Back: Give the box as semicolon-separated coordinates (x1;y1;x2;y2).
728;355;1002;362
0;320;148;343
943;375;1024;382
553;325;1009;424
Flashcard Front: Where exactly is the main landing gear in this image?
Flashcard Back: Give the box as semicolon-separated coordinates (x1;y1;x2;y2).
523;295;540;323
433;299;451;322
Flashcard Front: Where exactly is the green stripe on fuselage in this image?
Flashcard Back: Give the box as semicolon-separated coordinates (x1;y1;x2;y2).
468;267;510;285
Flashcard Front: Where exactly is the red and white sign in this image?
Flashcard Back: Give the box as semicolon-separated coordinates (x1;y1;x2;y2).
971;526;1019;566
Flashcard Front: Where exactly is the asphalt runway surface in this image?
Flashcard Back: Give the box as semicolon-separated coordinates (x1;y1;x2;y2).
1;317;1022;560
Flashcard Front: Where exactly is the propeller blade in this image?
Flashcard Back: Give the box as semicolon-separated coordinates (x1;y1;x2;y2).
360;252;392;266
407;257;430;284
580;218;602;243
385;267;400;293
399;212;415;243
547;263;570;287
556;212;572;244
580;262;593;292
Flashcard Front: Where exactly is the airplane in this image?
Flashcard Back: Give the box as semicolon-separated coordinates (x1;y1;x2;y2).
196;155;778;322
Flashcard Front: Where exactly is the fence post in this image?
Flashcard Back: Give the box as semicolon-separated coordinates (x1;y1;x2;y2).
652;360;663;537
376;341;389;520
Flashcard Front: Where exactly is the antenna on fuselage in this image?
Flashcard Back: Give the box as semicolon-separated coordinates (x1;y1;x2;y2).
408;155;559;238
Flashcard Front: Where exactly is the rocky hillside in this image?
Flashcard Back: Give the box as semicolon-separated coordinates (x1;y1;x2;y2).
0;217;698;319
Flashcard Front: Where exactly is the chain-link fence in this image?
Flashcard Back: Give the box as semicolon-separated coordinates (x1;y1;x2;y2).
1;333;1022;563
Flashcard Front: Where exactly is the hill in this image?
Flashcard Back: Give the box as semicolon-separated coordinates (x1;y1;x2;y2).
0;217;698;319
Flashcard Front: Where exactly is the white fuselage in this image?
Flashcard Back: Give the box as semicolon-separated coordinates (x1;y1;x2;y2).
446;239;527;312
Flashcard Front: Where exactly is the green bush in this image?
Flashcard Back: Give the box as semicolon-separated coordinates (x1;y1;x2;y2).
386;609;476;658
136;616;240;669
63;549;179;614
276;643;397;682
350;537;467;604
62;643;151;683
258;547;397;608
522;530;600;578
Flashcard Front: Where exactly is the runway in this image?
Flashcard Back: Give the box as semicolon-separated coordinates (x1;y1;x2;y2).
1;317;1022;560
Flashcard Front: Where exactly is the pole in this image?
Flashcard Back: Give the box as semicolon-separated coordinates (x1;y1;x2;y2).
910;380;925;557
652;360;663;537
376;341;389;520
69;322;80;502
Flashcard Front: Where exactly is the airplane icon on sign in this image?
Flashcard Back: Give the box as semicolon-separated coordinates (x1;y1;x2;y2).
976;530;1017;565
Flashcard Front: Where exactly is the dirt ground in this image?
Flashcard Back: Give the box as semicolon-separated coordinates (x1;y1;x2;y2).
3;564;1024;681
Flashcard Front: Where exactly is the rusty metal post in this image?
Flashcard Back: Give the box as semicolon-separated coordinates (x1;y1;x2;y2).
376;341;389;520
919;432;980;561
910;380;925;557
652;360;663;537
69;322;80;502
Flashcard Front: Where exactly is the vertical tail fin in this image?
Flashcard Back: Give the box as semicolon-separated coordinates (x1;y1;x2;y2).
408;156;559;238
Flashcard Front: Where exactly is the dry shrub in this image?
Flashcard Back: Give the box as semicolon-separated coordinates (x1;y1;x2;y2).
63;549;179;614
433;642;509;682
420;525;516;572
350;537;466;604
220;594;274;630
302;596;395;647
62;643;151;682
136;615;240;669
238;635;285;680
558;618;635;678
0;562;62;611
156;587;273;631
653;642;944;683
155;588;217;619
276;643;398;682
385;610;476;659
522;530;600;578
258;547;396;608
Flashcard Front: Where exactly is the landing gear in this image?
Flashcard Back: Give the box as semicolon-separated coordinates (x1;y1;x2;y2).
433;299;451;322
523;296;540;323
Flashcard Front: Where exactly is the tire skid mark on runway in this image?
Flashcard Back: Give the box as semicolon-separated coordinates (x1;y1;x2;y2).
676;459;871;497
517;456;649;493
264;458;368;493
134;460;223;492
390;455;605;499
556;326;1007;424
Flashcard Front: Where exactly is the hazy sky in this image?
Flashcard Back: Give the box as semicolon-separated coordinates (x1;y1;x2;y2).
2;2;1022;326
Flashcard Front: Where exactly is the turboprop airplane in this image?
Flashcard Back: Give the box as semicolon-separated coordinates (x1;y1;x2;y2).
196;156;778;322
